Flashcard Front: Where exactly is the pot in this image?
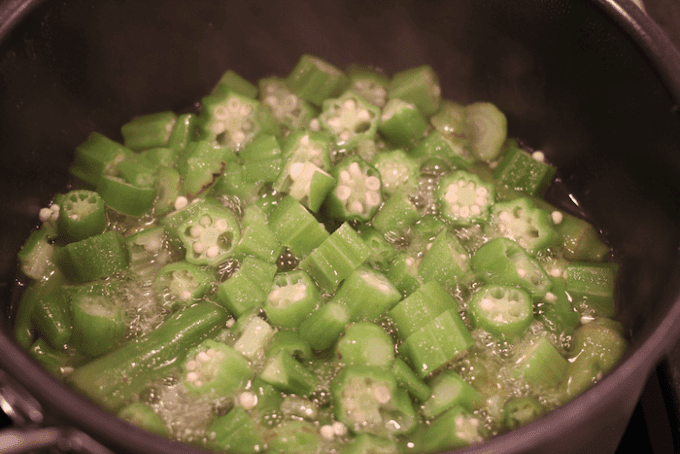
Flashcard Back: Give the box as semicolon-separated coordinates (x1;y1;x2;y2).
1;0;679;453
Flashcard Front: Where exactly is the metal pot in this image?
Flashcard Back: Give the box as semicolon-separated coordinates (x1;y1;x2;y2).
1;0;679;453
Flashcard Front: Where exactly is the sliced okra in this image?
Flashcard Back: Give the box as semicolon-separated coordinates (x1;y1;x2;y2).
217;257;277;318
418;229;472;291
57;189;107;242
512;337;568;389
336;322;395;368
378;98;429;148
213;69;258;99
372;148;420;196
421;370;484;419
465;102;507;162
259;350;318;397
232;313;277;362
155;261;214;306
197;85;262;149
18;226;61;281
565;262;618;317
166;113;198;153
69;132;134;187
319;91;380;149
388;65;441;117
177;204;240;266
240;134;283;184
493;140;556;197
503;396;545;430
285;54;349;107
410;130;474;169
118;403;170;437
96;174;157;218
467;284;534;341
181;339;252;398
437;170;496;227
325;155;383;222
120;111;176;151
298;300;350;351
346;65;390;108
488;197;559;255
334;265;402;322
235;205;282;264
259;77;316;131
421;406;484;452
268;195;330;259
59;230;129;283
331;366;417;437
70;286;126;357
264;269;320;328
206;407;264;454
470;237;552;299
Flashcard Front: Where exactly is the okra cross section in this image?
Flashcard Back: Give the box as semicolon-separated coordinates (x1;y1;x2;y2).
468;284;534;340
181;339;252;398
178;204;240;266
319;91;380;148
331;366;417;438
57;189;107;242
325;156;383;223
489;197;559;256
437;170;496;227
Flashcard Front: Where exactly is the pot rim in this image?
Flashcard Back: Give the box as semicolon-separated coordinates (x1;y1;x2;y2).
0;0;679;453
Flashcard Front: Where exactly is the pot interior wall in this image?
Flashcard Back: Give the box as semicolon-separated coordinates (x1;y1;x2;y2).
0;0;680;452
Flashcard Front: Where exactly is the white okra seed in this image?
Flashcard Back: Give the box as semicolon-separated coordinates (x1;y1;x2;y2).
336;185;352;201
207;245;220;258
365;176;381;191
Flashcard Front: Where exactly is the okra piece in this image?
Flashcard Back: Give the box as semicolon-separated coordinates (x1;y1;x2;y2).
259;350;318;397
562;319;626;399
565;262;618;317
70;286;126;357
232;313;277;361
388;65;441;116
334;265;402;322
268;195;329;259
285;54;349;107
468;284;534;341
471;237;552;299
177;203;240;266
118;403;170;437
96;175;157;218
259;77;316;132
373;149;420;196
235;205;282;264
69;132;134;187
385;252;422;297
421;370;484;419
140;146;177;168
181;339;252;397
537;278;580;335
372;191;419;237
240;134;283;184
166;113;198;153
319;91;380;149
331;366;417;437
121;111;176;151
178;141;230;197
336;322;395;368
407;214;447;256
512;337;568;389
430;100;467;141
265;330;313;361
324;155;383;223
206;407;264;454
299;300;349;351
276;131;335;212
410;130;474;168
58;230;128;283
346;65;390;108
503;396;545;430
266;419;324;454
14;275;65;348
217;256;277;317
391;276;450;333
359;226;396;271
57;190;107;242
399;308;474;378
378;98;429;148
154;261;214;306
489;197;560;255
115;153;158;188
390;358;431;402
299;222;371;294
17;226;60;282
342;433;397;454
437;170;496;227
493;141;557;197
464;102;507;162
213;69;258;99
69;301;229;411
552;211;611;261
197;85;262;149
421;406;483;452
153;166;182;215
31;287;71;349
212;161;261;201
125;226;174;278
418;229;472;290
264;269;320;328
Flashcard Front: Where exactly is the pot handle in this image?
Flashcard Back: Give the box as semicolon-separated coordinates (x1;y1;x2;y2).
0;370;115;454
